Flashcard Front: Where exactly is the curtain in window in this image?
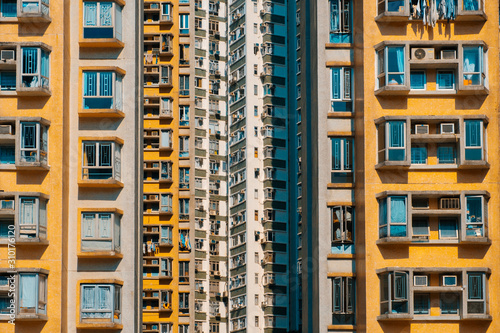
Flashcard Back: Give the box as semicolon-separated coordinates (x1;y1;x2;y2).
100;2;113;26
466;196;482;222
379;198;388;237
391;197;406;237
82;286;95;309
99;214;111;238
84;2;97;26
98;286;111;310
115;75;122;109
463;46;481;84
83;72;97;96
332;139;341;170
20;198;35;225
161;130;171;147
1;0;17;17
99;72;113;97
41;50;49;78
20;274;37;308
463;0;478;10
22;48;38;74
465;120;481;147
330;0;339;31
387;47;404;85
331;68;341;99
82;213;96;237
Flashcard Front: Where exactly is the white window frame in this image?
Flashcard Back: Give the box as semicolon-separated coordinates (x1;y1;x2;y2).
82;141;121;181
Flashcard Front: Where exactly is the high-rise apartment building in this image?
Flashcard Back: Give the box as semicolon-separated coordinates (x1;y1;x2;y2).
299;0;499;333
0;0;142;332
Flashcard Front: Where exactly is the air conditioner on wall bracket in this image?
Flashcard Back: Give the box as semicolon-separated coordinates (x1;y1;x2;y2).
412;48;435;60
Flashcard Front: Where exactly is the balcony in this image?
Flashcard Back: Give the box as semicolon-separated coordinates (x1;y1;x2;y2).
0;193;49;245
375;0;487;22
375;41;488;96
375;116;489;170
143;193;173;216
377;267;492;321
143;224;173;251
376;191;490;245
142;289;173;313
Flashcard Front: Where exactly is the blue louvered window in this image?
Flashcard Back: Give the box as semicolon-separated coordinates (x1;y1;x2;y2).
0;72;15;91
379;196;407;238
83;2;122;40
331;67;353;111
179;14;189;34
81;284;121;323
0;0;16;17
464;120;483;160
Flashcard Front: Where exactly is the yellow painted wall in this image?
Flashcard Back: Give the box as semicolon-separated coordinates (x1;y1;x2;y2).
0;1;66;332
362;1;499;332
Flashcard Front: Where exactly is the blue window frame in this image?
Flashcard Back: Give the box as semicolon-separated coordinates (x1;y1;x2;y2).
0;145;15;164
414;294;430;315
380;271;409;314
83;71;122;110
179;75;189;95
464;120;483;160
410;70;426;90
331;67;353;111
437;70;455;90
386;121;406;161
179;14;189;34
467;272;485;314
378;46;405;87
330;0;351;43
21;47;50;89
83;2;123;40
439;217;458;239
440;293;459;314
379;196;407;238
411;145;427;164
465;196;484;237
331;138;354;183
463;46;483;86
0;72;15;91
437;145;456;164
0;0;17;17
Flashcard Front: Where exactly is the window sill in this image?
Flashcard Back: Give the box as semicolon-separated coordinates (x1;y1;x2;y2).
77;251;123;259
325;43;353;49
78;179;124;188
327;253;355;259
376;86;489;97
375;12;487;23
327;325;356;331
327;183;354;189
159;50;174;57
375;161;489;170
79;38;124;49
159;82;173;88
377;237;491;246
158;178;173;184
11;238;49;246
78;108;125;118
15;162;50;171
327;112;354;118
158;146;174;152
159;19;174;25
377;314;412;321
0;87;51;97
77;322;123;330
10;313;48;321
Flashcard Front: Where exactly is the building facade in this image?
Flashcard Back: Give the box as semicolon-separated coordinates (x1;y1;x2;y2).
299;0;499;333
0;0;142;332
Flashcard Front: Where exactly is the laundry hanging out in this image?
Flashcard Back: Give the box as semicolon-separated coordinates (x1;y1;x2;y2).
410;0;456;25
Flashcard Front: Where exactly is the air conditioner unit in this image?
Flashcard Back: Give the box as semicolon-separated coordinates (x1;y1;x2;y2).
0;200;14;210
414;275;428;286
440;197;460;209
415;124;429;135
442;275;457;286
0;50;15;61
0;125;13;135
441;49;457;60
440;123;455;134
412;48;435;60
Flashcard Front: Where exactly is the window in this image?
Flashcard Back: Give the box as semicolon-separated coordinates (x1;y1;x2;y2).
330;67;353;111
380;271;408;314
464;120;483;160
440;293;459;314
2;196;47;241
411;144;427;164
161;258;173;277
83;2;122;40
83;71;122;109
160;161;172;181
160;2;171;21
377;46;405;88
437;70;455;90
410;70;426;90
386;121;405;161
331;206;354;244
179;14;189;34
179;44;189;65
0;0;17;17
81;212;120;253
21;47;50;90
437;145;456;164
179;167;190;188
179;106;189;126
329;0;351;43
179;262;189;283
0;71;16;91
439;217;458;239
20;122;48;164
160;225;173;245
414;294;430;315
465;196;484;237
19;0;50;17
19;272;47;316
179;293;189;313
179;75;189;95
80;283;121;324
379;196;407;238
332;277;355;325
467;272;485;314
82;141;121;181
463;0;479;11
179;325;189;333
179;199;189;219
331;138;353;183
179;136;189;157
160;129;173;150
